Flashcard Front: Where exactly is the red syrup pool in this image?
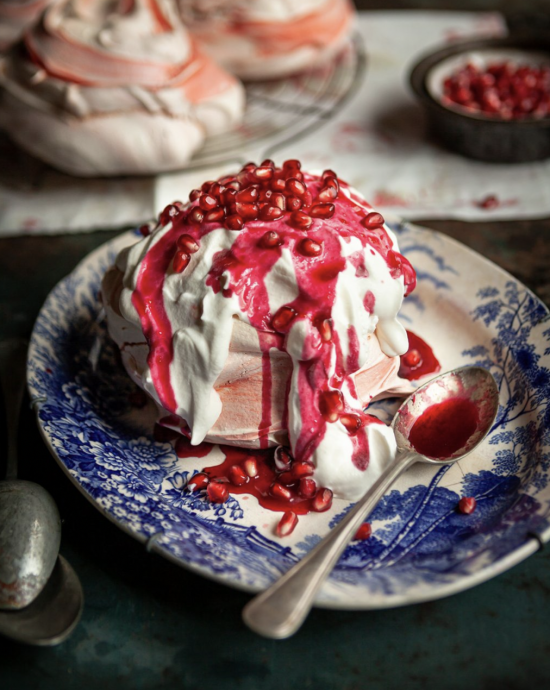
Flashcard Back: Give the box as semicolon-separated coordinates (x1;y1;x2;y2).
399;330;440;381
175;437;328;515
408;397;479;460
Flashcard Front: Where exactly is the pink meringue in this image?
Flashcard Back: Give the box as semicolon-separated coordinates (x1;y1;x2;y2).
0;0;245;176
177;0;355;80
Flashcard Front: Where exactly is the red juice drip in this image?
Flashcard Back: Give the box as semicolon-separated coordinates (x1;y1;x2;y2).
409;397;478;459
399;330;441;381
132;231;180;413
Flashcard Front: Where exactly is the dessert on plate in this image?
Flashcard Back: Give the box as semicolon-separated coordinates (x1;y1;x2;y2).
176;0;355;80
0;0;245;176
102;160;418;523
0;0;52;53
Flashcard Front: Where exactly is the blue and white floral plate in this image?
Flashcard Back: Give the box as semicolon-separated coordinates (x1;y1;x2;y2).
28;222;550;609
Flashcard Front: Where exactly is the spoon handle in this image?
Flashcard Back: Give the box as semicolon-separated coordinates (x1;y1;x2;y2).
242;451;418;639
0;338;28;481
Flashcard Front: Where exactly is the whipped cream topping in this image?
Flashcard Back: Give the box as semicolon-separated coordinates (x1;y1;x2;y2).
103;162;416;499
0;0;245;175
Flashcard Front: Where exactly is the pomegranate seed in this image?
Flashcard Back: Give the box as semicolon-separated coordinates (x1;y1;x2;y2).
341;414;362;435
236;201;259;221
319;390;344;422
317;183;338;202
160;204;182;225
286;177;306;197
261;158;275;168
189;189;201;202
317;319;332;342
236;186;259;203
254;166;274;180
361;212;385;228
177;234;199;253
139;223;151;237
271;192;286;210
228;464;248;486
458;497;477;514
188;207;204;224
271;178;287;192
260;230;283;248
312;488;333;512
354;523;372;541
259;205;284;221
187;472;209;491
209;182;225;198
173;251;190;273
225;180;240;191
224;214;244;230
274;446;293;471
283;159;302;172
278;471;296;486
289;210;312;230
310;203;335;219
292;461;314;479
201;180;216;193
286;196;303;212
322;169;337;179
259;189;272;203
223;188;237;206
237;171;252;186
302;191;313;207
270;482;292;501
207;481;229;504
298;238;322;257
298;477;317;498
204;207;225;223
276;511;298;537
243;458;258;478
403;349;421;367
271;305;297;333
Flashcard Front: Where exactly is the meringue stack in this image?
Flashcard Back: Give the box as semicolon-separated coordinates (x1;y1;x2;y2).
0;0;245;176
102;161;416;500
177;0;355;80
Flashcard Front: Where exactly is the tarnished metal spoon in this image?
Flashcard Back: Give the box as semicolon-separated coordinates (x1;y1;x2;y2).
0;338;83;645
243;366;499;639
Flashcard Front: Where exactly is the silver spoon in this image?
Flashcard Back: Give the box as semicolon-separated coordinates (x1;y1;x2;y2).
0;338;83;645
243;365;499;639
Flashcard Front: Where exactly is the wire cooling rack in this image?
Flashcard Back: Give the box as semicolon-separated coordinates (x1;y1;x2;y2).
187;32;367;169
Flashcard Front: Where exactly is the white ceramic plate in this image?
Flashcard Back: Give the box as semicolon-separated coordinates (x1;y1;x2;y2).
28;221;550;608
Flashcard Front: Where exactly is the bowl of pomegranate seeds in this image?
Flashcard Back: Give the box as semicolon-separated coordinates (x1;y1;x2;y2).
410;35;550;162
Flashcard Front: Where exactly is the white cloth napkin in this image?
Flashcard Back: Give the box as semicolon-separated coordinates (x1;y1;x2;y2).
2;10;548;236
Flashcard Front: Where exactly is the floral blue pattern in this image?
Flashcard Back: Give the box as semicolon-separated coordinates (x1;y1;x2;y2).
27;223;550;607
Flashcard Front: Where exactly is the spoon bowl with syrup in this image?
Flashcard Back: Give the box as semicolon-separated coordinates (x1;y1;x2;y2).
243;365;499;639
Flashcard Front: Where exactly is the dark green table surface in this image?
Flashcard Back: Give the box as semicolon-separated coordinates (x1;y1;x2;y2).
2;2;550;689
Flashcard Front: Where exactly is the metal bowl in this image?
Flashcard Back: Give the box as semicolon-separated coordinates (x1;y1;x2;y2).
409;34;550;163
